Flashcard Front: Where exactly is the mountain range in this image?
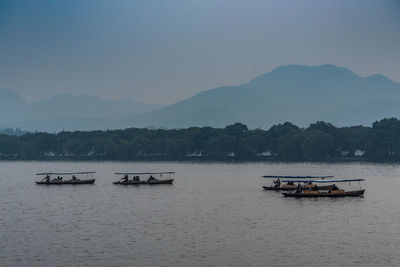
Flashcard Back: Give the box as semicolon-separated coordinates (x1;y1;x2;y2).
121;64;400;129
0;91;162;130
2;64;400;132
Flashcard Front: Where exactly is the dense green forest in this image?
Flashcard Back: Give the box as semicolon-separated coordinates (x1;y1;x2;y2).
1;118;400;161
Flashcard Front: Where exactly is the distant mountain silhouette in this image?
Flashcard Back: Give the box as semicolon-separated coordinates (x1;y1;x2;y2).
3;64;400;131
0;90;161;129
0;90;29;124
123;64;400;128
29;93;162;120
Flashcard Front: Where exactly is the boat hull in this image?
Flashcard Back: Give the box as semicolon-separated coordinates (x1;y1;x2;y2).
263;186;296;191
282;189;365;198
263;185;336;191
36;179;96;185
113;179;174;185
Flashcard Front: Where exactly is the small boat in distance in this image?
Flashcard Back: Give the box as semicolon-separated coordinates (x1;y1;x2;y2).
262;175;334;191
262;175;334;179
281;178;365;198
113;172;175;185
36;172;96;185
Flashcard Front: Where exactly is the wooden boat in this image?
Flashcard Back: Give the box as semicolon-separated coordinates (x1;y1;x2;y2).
263;184;336;191
262;175;335;191
262;175;334;179
113;172;175;185
36;179;96;185
113;179;173;185
263;185;296;191
35;172;96;185
280;178;365;198
282;189;365;198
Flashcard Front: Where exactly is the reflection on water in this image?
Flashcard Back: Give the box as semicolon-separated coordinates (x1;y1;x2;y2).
1;161;399;266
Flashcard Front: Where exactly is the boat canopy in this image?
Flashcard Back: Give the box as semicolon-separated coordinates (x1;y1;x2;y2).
281;178;365;183
36;171;96;175
115;172;175;175
262;175;334;179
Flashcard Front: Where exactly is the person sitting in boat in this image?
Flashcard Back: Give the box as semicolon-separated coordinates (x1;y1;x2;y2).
148;175;159;182
122;175;129;183
57;176;63;180
71;175;78;180
44;175;50;182
273;178;281;187
132;175;140;182
295;183;303;193
332;184;339;190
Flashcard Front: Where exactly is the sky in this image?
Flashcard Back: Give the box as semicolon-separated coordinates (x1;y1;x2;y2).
1;0;399;105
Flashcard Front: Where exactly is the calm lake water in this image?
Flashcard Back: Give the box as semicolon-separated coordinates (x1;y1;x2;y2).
1;161;399;266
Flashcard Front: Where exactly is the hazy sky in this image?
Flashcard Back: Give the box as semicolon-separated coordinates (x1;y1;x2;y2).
1;0;399;104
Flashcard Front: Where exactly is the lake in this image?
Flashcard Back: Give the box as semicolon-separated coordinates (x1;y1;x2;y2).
1;161;399;266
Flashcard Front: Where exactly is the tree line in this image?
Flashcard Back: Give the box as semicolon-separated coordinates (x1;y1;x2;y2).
1;118;400;161
0;128;27;136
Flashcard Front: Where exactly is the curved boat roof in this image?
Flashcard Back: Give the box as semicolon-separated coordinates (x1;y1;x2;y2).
115;172;175;175
37;171;96;175
263;175;334;179
282;178;365;183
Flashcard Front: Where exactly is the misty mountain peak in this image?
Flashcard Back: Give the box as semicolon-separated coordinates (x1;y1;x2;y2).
250;64;361;85
0;89;26;104
120;64;400;130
